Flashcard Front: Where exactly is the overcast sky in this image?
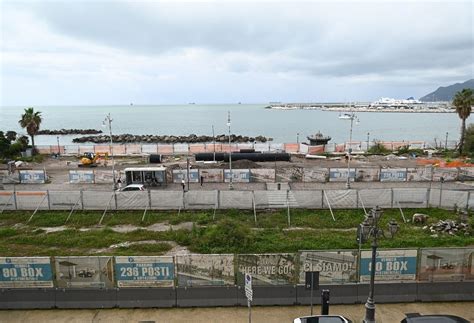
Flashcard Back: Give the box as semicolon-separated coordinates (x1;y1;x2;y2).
1;0;472;105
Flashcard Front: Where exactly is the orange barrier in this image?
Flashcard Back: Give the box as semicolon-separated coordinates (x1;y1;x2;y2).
15;191;47;196
284;143;299;153
416;159;474;168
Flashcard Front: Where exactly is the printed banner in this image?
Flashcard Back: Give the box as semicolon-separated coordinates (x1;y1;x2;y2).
380;168;407;182
224;169;250;183
177;254;234;286
329;168;355;182
54;256;114;288
19;170;46;184
418;248;474;282
172;169;199;183
0;257;53;288
69;170;95;184
237;254;297;285
299;251;358;284
360;249;417;282
115;256;174;287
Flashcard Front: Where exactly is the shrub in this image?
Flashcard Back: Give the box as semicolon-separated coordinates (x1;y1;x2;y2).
368;141;390;154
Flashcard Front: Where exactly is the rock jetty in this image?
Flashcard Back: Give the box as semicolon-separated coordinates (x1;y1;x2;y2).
72;134;271;144
38;129;103;135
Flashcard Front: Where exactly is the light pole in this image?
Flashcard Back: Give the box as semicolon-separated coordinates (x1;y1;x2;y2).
227;111;233;190
344;111;358;189
103;113;117;190
297;133;300;153
212;125;216;163
358;206;399;323
56;136;60;156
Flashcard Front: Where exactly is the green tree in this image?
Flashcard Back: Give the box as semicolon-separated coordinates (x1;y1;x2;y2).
453;89;474;153
462;124;474;156
18;107;42;154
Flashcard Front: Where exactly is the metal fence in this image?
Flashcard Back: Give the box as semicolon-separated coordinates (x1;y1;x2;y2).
0;188;472;212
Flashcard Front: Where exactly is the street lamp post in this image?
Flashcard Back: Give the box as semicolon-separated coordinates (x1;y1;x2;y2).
56;136;60;156
103;113;117;190
227;111;233;190
358;206;399;323
345;111;358;189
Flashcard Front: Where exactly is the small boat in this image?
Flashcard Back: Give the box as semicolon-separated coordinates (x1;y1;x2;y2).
338;113;352;120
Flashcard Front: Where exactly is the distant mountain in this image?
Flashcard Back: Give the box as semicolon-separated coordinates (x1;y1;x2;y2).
419;79;474;102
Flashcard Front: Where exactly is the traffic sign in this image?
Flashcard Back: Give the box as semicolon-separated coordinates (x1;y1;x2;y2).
245;273;253;301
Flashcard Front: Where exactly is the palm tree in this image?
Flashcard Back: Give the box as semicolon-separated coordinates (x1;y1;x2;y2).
453;89;474;153
18;107;42;154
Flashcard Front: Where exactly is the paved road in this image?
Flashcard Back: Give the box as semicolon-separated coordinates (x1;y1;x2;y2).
0;302;472;323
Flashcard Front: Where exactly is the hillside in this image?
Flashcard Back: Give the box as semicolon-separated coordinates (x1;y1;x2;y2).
420;79;474;102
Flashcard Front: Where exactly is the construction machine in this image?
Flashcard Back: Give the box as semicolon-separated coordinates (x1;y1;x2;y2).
78;152;108;167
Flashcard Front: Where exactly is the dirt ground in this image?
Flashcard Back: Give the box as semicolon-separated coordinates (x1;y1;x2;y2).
0;302;472;323
2;154;473;192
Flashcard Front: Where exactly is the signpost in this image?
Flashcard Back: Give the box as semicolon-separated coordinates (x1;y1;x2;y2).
305;271;319;315
245;273;253;323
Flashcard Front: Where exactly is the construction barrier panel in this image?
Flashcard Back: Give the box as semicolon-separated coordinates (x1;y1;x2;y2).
184;190;217;209
358;189;392;208
380;168;407;182
292;190;323;208
82;191;115;210
303;168;328;182
199;169;224;183
407;167;432;181
418;248;474;282
115;256;174;288
172;170;199;183
433;168;458;181
150;191;183;209
19;170;46;184
0;257;53;288
393;188;427;208
360;249;418;282
69;170;95;184
0;191;15;211
15;191;48;210
236;254;298;286
219;191;253;209
49;191;81;210
54;256;115;288
329;168;356;182
323;190;358;209
356;168;380;182
224;169;250;183
299;250;358;284
116;191;149;210
176;254;234;287
141;144;158;154
250;169;275;183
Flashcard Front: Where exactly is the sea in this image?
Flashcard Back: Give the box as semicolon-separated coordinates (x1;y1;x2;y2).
0;104;464;146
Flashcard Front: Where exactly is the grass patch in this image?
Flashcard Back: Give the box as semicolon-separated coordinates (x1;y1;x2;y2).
0;208;472;256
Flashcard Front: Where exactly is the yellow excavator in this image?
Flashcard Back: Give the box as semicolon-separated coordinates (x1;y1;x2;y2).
78;152;108;167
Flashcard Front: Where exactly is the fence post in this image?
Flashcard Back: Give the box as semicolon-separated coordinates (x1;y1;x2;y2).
80;189;84;210
148;189;152;209
426;187;430;208
321;189;324;208
391;188;394;209
356;189;359;209
466;191;471;210
182;191;186;210
114;190;118;210
13;186;17;210
217;190;220;210
47;190;51;210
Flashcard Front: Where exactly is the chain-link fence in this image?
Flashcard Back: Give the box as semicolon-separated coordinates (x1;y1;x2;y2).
1;188;472;211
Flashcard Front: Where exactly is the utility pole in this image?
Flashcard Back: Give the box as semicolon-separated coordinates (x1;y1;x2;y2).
103;113;116;190
227;111;233;190
212;125;216;163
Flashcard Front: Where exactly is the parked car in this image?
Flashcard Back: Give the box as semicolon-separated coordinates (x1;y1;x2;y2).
293;315;352;323
401;313;470;323
118;184;145;192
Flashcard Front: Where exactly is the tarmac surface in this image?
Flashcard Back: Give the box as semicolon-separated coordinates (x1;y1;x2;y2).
0;302;472;323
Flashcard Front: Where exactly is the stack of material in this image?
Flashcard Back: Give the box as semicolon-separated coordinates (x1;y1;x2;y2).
425;220;471;236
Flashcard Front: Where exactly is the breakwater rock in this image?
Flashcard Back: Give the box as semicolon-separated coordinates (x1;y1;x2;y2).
38;129;103;135
72;134;271;144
